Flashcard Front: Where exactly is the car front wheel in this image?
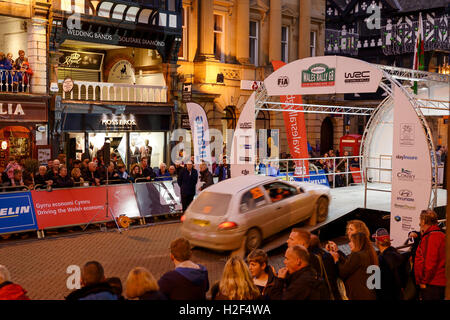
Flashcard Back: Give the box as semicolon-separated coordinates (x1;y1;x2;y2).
316;196;329;223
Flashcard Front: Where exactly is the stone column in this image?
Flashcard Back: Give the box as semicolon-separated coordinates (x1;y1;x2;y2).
236;0;250;64
198;0;215;60
269;0;281;62
298;0;311;59
28;17;48;94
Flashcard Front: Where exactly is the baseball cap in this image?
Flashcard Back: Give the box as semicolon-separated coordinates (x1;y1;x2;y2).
372;228;390;241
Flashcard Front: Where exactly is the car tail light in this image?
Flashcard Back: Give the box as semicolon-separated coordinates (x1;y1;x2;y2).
180;215;186;222
218;221;238;230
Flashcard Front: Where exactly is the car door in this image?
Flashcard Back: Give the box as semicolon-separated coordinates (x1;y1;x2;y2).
238;186;273;238
262;181;297;233
288;185;314;225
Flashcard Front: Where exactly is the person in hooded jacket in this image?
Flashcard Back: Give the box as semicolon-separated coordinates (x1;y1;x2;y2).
66;261;118;300
0;265;30;300
158;238;209;300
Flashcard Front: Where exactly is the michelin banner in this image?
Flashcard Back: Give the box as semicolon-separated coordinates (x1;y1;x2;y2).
0;191;38;234
390;86;432;247
187;102;212;166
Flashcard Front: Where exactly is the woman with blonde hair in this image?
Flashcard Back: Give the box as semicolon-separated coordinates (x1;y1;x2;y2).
125;267;166;300
211;256;260;300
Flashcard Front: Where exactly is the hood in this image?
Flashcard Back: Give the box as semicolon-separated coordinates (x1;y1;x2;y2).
175;262;208;286
0;282;29;300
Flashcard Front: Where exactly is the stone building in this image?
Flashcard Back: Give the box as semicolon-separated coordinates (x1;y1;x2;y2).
176;0;339;158
0;0;50;167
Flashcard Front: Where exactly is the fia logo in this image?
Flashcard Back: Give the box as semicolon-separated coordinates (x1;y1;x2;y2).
277;76;289;87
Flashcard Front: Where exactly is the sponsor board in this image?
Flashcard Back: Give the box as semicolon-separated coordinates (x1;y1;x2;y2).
301;63;336;87
0;192;38;234
400;123;415;146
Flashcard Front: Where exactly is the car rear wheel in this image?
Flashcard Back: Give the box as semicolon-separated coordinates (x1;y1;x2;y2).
316;196;329;223
245;228;262;253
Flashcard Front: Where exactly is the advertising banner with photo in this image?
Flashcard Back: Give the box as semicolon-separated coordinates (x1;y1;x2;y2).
272;61;309;178
0;192;38;234
390;86;432;247
133;181;181;216
186;102;212;167
264;56;383;96
231;93;256;177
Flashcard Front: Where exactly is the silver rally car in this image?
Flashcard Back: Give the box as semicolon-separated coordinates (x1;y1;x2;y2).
180;175;330;252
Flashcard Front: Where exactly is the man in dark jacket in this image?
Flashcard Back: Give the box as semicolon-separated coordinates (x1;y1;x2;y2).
83;162;101;186
54;166;74;188
140;156;156;180
414;210;446;300
372;228;405;300
269;245;323;300
34;166;53;188
287;228;340;299
177;161;198;212
66;261;118;300
199;162;213;191
247;249;276;299
0;265;30;300
214;156;231;181
158;238;209;300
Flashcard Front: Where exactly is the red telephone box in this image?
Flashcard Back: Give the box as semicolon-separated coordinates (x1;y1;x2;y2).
339;134;362;156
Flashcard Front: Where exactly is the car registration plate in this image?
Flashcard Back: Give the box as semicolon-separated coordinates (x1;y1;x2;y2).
193;219;210;227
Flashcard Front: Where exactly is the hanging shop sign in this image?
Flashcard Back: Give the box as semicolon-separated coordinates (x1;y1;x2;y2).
107;60;136;84
59;50;104;71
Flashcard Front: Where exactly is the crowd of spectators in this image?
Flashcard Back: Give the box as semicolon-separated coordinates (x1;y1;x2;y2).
0;50;33;92
1;210;445;301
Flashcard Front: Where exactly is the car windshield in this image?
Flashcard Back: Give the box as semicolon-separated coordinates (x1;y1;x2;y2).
190;192;232;216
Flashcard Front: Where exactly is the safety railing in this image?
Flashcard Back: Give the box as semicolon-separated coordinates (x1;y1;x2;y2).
0;185;31;192
363;166;392;208
58;80;167;103
0;70;31;93
261;156;363;188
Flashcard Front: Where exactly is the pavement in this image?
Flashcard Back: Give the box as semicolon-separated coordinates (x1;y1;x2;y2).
0;222;289;300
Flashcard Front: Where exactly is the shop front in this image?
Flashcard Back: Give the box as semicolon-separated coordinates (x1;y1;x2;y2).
0;96;48;167
58;103;171;169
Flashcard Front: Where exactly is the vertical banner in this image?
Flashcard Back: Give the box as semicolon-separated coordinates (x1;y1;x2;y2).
230;93;256;177
186;102;212;166
272;61;309;178
390;86;432;247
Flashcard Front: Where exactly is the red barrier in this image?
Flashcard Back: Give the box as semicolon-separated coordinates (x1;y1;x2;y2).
350;167;362;184
31;185;140;230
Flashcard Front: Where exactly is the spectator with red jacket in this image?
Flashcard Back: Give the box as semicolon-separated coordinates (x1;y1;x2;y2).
414;209;446;300
0;265;30;300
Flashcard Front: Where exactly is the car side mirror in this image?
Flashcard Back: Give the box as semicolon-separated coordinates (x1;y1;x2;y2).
298;187;305;193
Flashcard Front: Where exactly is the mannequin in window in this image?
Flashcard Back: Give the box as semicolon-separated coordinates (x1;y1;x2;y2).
130;139;140;164
140;139;152;166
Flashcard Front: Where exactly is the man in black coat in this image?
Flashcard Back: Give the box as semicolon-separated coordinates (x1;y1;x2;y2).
177;161;198;212
269;245;323;300
373;228;405;300
287;228;340;300
66;261;118;300
140;156;156;180
214;156;231;181
199;162;213;191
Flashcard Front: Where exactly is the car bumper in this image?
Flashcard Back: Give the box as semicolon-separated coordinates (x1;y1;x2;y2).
180;225;246;251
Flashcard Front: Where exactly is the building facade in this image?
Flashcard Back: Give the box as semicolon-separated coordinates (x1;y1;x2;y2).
325;0;450;148
48;0;182;169
0;0;50;168
176;0;337;159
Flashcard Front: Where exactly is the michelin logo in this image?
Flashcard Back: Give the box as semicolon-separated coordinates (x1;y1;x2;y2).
0;206;31;217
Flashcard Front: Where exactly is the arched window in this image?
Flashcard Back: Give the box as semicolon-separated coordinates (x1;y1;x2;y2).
222;106;236;130
256;110;270;130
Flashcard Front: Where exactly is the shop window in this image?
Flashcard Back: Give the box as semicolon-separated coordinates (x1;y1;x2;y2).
178;6;187;60
249;20;259;65
214;14;225;62
281;26;289;63
310;31;317;57
0;126;31;166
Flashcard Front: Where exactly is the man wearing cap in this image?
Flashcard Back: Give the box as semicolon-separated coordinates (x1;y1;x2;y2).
373;228;405;300
177;161;198;212
414;209;446;300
